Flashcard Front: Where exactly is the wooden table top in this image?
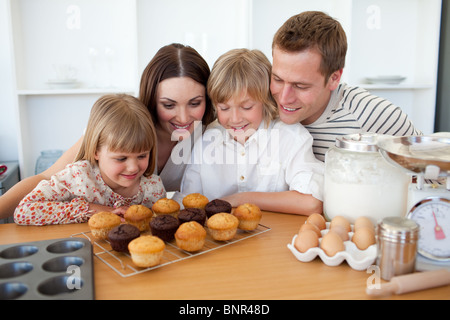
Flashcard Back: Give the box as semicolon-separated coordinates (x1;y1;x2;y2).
0;212;449;300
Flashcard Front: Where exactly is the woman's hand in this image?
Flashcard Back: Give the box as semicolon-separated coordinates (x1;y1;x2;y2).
88;203;115;215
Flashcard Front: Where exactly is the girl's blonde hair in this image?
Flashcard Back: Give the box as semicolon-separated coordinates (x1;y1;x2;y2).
207;48;278;126
75;94;157;177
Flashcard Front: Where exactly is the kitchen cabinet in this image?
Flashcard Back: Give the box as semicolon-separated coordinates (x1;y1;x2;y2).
4;0;441;178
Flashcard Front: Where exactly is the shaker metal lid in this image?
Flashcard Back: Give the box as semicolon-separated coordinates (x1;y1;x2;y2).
335;133;379;152
378;216;419;242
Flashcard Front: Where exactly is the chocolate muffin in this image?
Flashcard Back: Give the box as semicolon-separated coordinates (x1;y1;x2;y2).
150;214;179;242
107;224;141;253
178;208;207;226
205;199;232;218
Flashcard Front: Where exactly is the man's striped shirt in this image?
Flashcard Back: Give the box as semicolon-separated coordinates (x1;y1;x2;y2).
305;83;422;161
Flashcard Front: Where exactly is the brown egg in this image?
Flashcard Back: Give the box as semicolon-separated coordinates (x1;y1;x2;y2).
294;230;319;253
299;222;322;238
354;216;374;232
330;225;349;241
306;213;326;230
330;216;351;233
320;231;345;257
352;226;376;250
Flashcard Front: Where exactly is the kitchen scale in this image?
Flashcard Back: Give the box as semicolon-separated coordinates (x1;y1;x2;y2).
377;133;450;271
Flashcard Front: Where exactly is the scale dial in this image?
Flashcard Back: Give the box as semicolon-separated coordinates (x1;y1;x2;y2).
407;197;450;261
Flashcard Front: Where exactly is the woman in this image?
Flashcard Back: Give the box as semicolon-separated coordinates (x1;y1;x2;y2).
0;43;214;218
140;43;214;191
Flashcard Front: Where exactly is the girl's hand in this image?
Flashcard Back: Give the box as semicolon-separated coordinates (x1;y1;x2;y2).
88;203;115;215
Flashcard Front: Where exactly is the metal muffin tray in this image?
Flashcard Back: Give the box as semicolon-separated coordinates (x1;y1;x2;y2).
0;237;94;300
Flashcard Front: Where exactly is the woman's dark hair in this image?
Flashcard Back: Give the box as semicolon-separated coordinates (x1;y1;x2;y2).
139;43;215;126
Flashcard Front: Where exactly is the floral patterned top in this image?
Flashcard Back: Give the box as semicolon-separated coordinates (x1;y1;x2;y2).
14;160;166;225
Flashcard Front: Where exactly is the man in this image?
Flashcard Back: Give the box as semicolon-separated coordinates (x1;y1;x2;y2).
270;11;421;161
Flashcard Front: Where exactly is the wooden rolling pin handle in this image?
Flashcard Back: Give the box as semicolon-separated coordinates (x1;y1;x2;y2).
367;269;450;297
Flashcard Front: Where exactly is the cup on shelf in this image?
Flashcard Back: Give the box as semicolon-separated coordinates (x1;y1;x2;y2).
52;64;77;81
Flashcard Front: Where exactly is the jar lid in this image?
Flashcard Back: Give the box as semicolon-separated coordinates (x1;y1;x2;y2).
378;216;419;242
335;133;379;152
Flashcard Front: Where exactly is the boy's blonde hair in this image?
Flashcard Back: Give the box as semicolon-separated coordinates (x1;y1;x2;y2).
207;48;278;126
75;94;157;177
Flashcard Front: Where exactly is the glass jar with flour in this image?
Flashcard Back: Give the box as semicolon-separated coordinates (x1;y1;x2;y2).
324;133;410;224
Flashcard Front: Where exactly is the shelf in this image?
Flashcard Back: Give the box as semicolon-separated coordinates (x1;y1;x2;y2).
355;83;434;90
16;87;136;96
18;85;431;96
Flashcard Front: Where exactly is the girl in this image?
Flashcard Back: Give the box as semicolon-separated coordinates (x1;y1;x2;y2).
1;43;213;218
14;94;166;225
181;49;324;215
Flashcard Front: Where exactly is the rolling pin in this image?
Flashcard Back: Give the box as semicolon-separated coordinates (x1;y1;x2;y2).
366;269;450;297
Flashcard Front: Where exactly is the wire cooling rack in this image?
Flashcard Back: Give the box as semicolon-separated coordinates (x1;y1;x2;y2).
71;224;270;278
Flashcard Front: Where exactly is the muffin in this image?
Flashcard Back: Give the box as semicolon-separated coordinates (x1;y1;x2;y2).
124;205;153;232
128;235;165;268
178;208;207;226
152;198;180;218
150;214;179;242
175;221;207;252
182;193;209;209
107;224;140;253
88;212;122;240
204;199;232;218
206;212;239;241
233;203;262;230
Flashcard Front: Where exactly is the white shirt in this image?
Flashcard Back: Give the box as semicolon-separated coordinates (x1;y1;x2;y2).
156;124;204;193
158;136;194;192
181;119;324;201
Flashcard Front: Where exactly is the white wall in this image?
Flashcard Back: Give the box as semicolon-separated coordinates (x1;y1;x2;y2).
136;0;251;72
13;0;138;90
